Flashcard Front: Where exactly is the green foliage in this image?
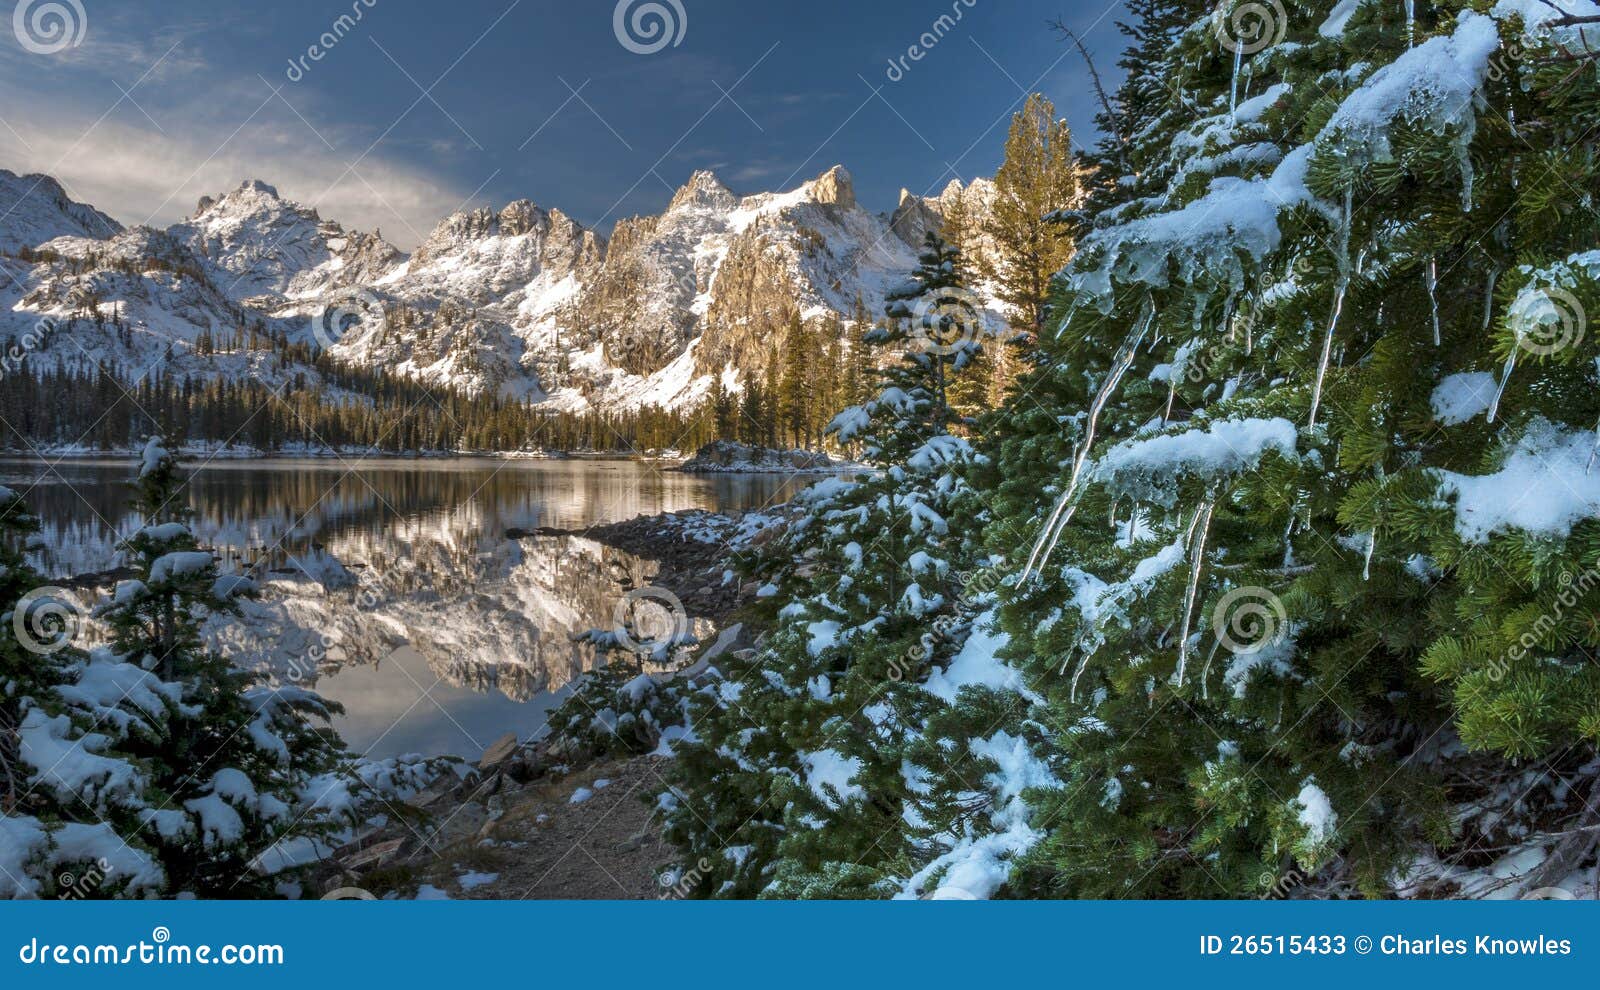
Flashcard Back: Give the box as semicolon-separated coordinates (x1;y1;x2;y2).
656;237;991;897
941;0;1600;898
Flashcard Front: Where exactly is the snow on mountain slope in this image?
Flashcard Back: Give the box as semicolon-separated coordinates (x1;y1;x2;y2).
307;164;947;408
0;161;1002;414
0;168;121;256
0;224;356;397
169;180;402;305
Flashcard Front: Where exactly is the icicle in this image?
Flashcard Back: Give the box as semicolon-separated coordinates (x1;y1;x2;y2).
1405;0;1415;48
1482;266;1500;332
1175;500;1215;689
1200;639;1221;702
1163;374;1178;425
1023;299;1157;582
1308;285;1344;431
1363;530;1376;581
1229;44;1242;121
1127;506;1139;545
1425;258;1440;346
1308;188;1352;431
1487;349;1515;424
1069;651;1092;704
1281;514;1297;570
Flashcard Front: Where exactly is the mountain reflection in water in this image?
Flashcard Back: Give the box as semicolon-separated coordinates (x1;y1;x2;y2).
1;457;806;758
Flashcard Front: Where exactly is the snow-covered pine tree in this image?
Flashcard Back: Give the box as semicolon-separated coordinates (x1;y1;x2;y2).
946;0;1600;898
657;235;988;897
1;485;171;897
96;439;349;896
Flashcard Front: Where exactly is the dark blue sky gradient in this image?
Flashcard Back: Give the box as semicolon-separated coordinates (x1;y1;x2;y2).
0;0;1130;245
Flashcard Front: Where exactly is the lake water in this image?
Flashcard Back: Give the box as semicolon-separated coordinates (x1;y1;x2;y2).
0;457;805;760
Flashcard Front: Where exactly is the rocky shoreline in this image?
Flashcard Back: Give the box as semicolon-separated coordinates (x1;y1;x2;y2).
312;507;785;900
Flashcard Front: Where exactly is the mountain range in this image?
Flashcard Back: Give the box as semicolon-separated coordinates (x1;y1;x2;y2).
0;163;1001;416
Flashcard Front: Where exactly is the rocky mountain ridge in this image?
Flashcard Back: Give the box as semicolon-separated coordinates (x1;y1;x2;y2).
0;162;1002;415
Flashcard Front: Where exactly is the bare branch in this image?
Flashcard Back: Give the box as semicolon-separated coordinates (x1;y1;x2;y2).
1049;19;1121;149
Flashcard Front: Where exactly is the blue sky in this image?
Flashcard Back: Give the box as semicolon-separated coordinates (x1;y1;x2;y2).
0;0;1130;248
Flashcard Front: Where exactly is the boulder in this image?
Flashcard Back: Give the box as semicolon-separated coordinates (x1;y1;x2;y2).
478;732;519;770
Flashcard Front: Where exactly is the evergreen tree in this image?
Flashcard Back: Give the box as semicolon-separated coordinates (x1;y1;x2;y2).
924;0;1600;898
0;486;171;897
984;93;1082;335
96;439;351;895
659;235;986;896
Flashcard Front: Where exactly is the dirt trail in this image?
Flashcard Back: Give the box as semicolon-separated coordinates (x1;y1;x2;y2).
416;756;673;900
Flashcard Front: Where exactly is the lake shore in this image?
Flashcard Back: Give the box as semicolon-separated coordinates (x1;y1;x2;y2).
315;506;782;900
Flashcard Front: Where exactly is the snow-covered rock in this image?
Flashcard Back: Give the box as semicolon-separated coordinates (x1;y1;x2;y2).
0;162;1000;414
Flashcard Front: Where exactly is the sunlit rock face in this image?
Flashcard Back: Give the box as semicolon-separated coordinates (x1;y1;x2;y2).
1;164;997;413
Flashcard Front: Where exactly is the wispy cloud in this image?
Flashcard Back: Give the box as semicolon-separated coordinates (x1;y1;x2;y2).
3;108;467;249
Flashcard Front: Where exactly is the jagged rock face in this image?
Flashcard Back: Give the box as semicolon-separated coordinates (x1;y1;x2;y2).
889;188;943;249
170;179;402;305
405;200;602;307
5;225;350;394
889;177;1002;274
696;229;802;372
810;165;856;209
0;168;121;254
566;164;922;388
565;170;739;377
0;162;998;412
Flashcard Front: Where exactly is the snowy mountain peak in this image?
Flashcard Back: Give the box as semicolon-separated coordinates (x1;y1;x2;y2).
230;178;282;201
807;165;855;209
414;198;579;258
0;168;122;254
0;157;1000;416
171;180;399;302
190;179;289;219
668;169;737;212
